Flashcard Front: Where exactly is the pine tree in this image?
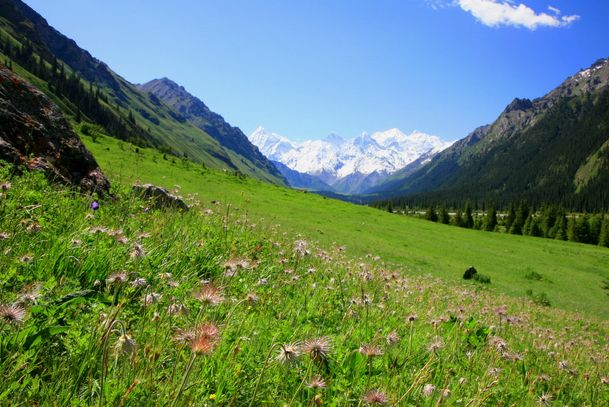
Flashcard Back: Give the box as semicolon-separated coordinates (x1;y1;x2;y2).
464;203;474;229
484;205;498;231
553;213;568;241
523;215;533;235
589;214;603;245
510;201;529;235
452;209;464;227
439;206;450;224
530;217;543;237
599;218;609;248
426;206;438;222
505;203;516;232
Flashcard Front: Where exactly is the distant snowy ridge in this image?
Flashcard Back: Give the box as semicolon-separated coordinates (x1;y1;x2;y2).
249;126;452;193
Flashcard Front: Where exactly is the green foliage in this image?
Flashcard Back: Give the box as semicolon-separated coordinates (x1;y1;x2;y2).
472;273;491;284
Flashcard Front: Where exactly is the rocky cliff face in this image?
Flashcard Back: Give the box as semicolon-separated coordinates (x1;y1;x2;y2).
0;65;109;193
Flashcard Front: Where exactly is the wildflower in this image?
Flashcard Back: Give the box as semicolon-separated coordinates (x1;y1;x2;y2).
538;393;553;406
276;342;301;364
143;292;162;306
537;374;551;383
441;389;451;399
0;232;11;240
0;181;11;191
386;331;400;346
359;344;384;357
245;292;259;305
406;314;417;323
307;375;327;389
422;383;435;397
194;284;224;305
361;389;388;405
106;271;128;286
458;377;467;385
0;304;26;324
151;312;161;322
190;323;220;355
302;337;331;363
19;254;33;263
131;278;148;288
90;201;100;211
490;336;508;351
114;333;136;357
71;239;82;246
601;376;609;385
130;243;145;259
558;360;570;371
427;337;444;353
294;239;310;256
159;272;173;280
164;298;186;314
17;284;42;305
116;235;129;245
488;367;501;377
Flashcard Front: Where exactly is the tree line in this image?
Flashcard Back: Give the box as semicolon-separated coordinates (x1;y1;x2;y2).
373;200;609;248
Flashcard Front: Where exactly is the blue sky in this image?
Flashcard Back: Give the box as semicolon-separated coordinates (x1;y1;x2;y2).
23;0;609;141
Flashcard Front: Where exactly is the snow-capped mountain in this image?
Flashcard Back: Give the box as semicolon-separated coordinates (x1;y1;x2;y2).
249;126;452;194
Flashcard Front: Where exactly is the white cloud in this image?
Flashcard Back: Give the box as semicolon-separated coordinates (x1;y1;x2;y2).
456;0;579;29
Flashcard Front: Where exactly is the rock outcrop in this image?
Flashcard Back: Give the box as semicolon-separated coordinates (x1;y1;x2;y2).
132;184;189;211
0;65;109;193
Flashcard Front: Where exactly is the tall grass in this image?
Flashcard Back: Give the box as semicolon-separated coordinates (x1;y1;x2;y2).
1;166;608;405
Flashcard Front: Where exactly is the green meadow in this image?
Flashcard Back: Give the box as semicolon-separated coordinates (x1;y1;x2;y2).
83;133;609;320
1;158;608;405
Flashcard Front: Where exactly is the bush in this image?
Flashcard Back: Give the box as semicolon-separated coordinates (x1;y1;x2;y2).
473;273;491;284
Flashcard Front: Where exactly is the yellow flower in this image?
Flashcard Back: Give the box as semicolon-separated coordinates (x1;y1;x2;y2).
209;394;216;401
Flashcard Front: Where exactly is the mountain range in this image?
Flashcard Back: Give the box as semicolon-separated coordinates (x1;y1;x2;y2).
370;57;609;211
0;0;284;185
249;127;452;194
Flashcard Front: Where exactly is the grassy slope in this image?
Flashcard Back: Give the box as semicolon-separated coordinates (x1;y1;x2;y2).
83;134;609;319
1;164;608;406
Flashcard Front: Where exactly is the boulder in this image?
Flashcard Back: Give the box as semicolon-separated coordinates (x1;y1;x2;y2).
132;184;188;211
0;66;109;193
463;266;478;280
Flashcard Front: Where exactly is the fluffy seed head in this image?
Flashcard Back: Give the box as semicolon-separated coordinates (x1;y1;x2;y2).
302;337;331;363
276;342;301;364
115;333;137;357
307;375;327;389
190;323;220;355
362;389;388;405
106;271;128;286
359;344;384;357
194;284;224;306
0;304;26;324
422;383;435;397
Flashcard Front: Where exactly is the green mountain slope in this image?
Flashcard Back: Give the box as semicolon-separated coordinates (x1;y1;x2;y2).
0;0;284;184
370;58;609;211
138;78;283;184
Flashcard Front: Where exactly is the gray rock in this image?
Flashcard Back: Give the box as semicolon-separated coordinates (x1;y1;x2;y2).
132;184;188;211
